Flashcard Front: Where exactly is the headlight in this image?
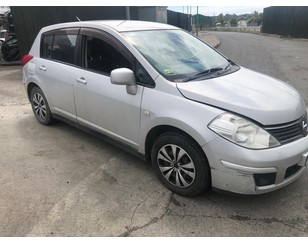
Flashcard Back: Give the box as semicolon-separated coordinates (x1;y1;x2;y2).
208;113;281;149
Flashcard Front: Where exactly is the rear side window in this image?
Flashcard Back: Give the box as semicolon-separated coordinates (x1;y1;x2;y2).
41;32;78;65
51;34;77;64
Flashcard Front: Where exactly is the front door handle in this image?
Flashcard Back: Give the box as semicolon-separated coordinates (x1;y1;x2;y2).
76;77;87;85
39;65;46;71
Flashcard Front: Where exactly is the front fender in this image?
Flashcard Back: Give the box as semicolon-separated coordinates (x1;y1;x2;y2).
138;86;223;154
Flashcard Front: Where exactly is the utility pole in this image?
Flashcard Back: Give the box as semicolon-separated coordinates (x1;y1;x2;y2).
125;6;130;20
196;6;199;36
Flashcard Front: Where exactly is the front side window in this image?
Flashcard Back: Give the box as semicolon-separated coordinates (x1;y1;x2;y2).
41;33;77;65
135;61;154;87
84;36;132;74
122;30;231;82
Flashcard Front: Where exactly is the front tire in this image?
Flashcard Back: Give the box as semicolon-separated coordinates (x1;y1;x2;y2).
151;132;211;197
30;86;54;125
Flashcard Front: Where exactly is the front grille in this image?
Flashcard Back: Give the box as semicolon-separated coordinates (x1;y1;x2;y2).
285;164;302;179
265;114;307;145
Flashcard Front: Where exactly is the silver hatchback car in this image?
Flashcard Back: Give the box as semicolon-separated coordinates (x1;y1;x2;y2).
23;20;308;196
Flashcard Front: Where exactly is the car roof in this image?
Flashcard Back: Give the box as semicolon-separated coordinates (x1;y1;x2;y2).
41;20;179;33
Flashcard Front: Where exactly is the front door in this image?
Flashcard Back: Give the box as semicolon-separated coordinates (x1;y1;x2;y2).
74;29;143;149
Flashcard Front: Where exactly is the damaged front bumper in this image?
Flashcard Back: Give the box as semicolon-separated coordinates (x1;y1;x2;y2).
203;135;308;194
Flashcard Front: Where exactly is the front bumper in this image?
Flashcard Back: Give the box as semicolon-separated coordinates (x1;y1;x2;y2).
203;135;308;194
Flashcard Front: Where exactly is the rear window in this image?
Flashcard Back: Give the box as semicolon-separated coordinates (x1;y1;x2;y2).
41;33;77;65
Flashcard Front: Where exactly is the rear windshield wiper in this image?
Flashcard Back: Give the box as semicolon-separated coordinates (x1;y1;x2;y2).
182;67;223;82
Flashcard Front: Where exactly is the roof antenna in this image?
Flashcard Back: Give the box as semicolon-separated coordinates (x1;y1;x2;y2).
76;16;82;21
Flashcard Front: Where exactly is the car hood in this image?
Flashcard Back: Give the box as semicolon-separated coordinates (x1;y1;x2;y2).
176;67;306;125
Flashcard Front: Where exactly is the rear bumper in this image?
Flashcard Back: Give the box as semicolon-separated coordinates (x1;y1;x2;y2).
203;135;308;194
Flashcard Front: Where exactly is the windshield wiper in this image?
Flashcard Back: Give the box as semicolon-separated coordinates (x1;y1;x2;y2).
182;67;223;82
224;62;231;70
196;67;223;76
225;58;238;70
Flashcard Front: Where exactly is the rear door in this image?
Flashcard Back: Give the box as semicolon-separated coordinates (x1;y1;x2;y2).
37;28;80;121
74;28;144;149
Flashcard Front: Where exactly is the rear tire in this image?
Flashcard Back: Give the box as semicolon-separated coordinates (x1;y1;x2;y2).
151;132;211;197
30;86;54;125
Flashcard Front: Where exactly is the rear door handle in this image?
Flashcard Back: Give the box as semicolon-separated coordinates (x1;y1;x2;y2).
76;77;87;85
39;65;46;71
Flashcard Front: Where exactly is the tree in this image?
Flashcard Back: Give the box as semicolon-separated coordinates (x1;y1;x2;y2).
230;17;237;27
247;11;263;26
217;13;224;26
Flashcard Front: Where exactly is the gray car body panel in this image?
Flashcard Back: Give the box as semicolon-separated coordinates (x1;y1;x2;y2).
204;135;308;194
177;67;306;125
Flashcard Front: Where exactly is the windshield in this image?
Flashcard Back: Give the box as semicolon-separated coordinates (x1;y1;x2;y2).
122;29;229;82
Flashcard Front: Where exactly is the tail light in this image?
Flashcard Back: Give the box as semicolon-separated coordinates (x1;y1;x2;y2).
22;55;33;66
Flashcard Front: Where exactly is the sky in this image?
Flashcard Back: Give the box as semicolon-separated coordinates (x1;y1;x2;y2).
167;6;267;16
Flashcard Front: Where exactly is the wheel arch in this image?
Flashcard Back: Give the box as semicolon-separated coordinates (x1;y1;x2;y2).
144;125;209;163
27;82;40;100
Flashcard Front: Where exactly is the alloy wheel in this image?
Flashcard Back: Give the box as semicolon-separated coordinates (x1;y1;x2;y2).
32;93;47;121
157;144;196;188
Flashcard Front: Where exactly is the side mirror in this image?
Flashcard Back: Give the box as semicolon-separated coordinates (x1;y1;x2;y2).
110;68;137;95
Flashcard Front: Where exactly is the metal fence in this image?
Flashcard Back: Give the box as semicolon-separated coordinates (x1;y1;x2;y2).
208;26;261;33
167;10;192;32
10;6;138;58
262;6;308;38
